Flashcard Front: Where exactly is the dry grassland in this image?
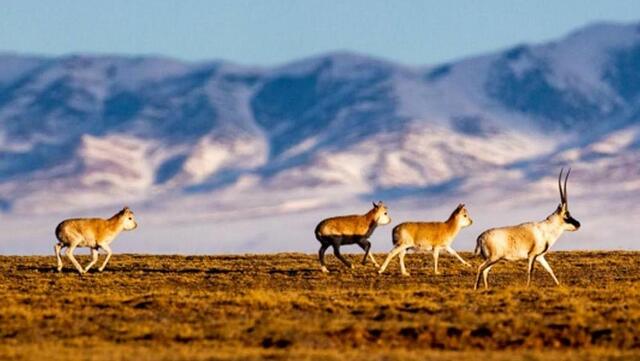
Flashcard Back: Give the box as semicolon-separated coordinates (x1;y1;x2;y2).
0;251;639;360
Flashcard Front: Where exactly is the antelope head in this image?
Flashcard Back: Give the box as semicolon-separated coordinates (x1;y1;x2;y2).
120;206;138;231
452;203;473;227
372;201;391;225
553;168;580;231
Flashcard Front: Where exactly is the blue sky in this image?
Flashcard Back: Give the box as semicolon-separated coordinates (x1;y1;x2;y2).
1;1;639;65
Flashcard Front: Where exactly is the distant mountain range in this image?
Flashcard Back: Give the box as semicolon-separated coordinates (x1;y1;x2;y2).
1;21;639;254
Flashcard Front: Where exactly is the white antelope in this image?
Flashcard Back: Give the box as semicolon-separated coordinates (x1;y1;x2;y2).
378;204;473;276
54;207;138;274
474;169;580;290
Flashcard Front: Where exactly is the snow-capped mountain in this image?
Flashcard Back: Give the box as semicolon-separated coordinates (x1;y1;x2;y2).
1;21;639;254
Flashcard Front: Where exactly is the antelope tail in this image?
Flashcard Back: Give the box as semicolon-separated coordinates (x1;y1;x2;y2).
474;234;486;258
392;225;402;246
314;223;323;241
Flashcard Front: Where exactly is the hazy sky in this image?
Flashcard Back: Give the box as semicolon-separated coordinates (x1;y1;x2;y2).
1;1;639;65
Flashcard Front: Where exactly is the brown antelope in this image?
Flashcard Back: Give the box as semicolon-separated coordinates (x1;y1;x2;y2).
378;204;473;276
474;169;580;290
54;207;138;274
315;201;391;273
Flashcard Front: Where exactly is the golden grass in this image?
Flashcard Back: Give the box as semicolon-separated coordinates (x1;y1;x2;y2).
0;251;639;360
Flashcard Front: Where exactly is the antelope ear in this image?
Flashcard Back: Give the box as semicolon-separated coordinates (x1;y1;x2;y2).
372;202;378;208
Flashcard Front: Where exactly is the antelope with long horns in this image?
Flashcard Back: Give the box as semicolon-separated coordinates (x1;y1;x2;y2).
315;201;391;273
378;204;473;276
54;207;138;274
474;169;580;290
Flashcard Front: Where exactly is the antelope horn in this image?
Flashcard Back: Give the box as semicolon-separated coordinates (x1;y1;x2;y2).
558;168;566;204
563;168;571;206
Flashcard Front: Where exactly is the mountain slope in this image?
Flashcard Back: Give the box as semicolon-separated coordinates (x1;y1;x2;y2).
0;21;639;253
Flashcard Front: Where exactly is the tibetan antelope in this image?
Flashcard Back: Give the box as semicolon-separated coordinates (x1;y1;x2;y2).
315;201;391;273
54;207;138;274
474;169;580;290
378;204;473;276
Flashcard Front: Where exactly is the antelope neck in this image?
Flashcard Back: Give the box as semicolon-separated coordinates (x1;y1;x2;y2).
445;216;461;233
107;214;125;230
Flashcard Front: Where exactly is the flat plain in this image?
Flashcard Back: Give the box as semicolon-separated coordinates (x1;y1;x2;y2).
0;251;639;360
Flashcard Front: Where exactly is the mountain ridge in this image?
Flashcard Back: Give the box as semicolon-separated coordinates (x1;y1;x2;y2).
1;21;639;253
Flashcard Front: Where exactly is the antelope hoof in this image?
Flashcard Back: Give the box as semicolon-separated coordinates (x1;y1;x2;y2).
464;262;471;267
98;268;105;272
377;269;385;275
56;267;62;273
402;272;410;277
320;266;329;273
